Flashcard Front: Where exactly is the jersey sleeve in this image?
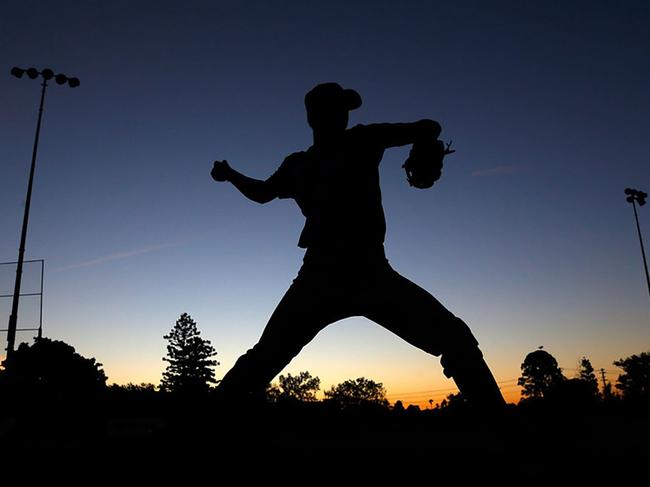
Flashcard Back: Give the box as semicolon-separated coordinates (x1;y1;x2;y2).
265;152;301;199
357;120;441;149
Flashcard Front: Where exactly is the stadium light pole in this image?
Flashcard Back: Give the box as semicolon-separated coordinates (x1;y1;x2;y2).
5;67;80;359
624;188;650;298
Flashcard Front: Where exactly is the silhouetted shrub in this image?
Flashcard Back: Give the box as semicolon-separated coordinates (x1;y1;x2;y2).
434;392;469;415
0;337;107;409
324;377;389;409
614;352;650;403
266;371;320;403
518;349;565;399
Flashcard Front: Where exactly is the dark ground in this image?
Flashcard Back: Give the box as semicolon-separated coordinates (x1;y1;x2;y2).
0;398;646;481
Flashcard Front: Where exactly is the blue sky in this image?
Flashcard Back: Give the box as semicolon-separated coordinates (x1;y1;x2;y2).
1;0;648;404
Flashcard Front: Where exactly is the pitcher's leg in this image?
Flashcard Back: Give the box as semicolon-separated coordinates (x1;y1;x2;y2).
217;271;351;402
364;266;505;411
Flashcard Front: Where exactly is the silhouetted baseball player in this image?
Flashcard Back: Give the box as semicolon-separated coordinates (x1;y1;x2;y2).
211;82;505;410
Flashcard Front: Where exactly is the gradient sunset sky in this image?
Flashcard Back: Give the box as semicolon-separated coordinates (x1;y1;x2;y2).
1;0;649;405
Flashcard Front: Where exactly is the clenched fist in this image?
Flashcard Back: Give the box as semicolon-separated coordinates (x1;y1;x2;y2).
211;160;232;182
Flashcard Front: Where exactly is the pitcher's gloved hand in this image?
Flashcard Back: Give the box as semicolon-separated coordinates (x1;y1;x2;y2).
211;160;232;182
402;140;455;189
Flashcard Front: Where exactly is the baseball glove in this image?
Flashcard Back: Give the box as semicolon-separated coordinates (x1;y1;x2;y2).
402;139;455;189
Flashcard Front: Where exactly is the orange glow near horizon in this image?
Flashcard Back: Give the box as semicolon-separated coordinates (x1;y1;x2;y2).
106;372;524;408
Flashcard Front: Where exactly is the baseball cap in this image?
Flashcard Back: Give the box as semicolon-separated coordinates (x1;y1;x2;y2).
305;82;362;112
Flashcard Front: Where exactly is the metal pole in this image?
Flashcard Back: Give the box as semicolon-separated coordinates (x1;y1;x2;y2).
37;259;44;340
5;79;48;357
631;199;650;298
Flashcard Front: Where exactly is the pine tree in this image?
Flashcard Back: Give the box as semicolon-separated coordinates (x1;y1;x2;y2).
576;356;599;398
161;313;219;395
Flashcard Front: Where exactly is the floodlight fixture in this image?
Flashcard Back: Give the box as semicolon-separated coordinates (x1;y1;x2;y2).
5;65;80;357
624;187;650;298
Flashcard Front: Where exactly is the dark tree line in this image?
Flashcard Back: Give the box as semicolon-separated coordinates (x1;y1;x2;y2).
0;314;647;414
516;348;649;407
265;371;389;409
